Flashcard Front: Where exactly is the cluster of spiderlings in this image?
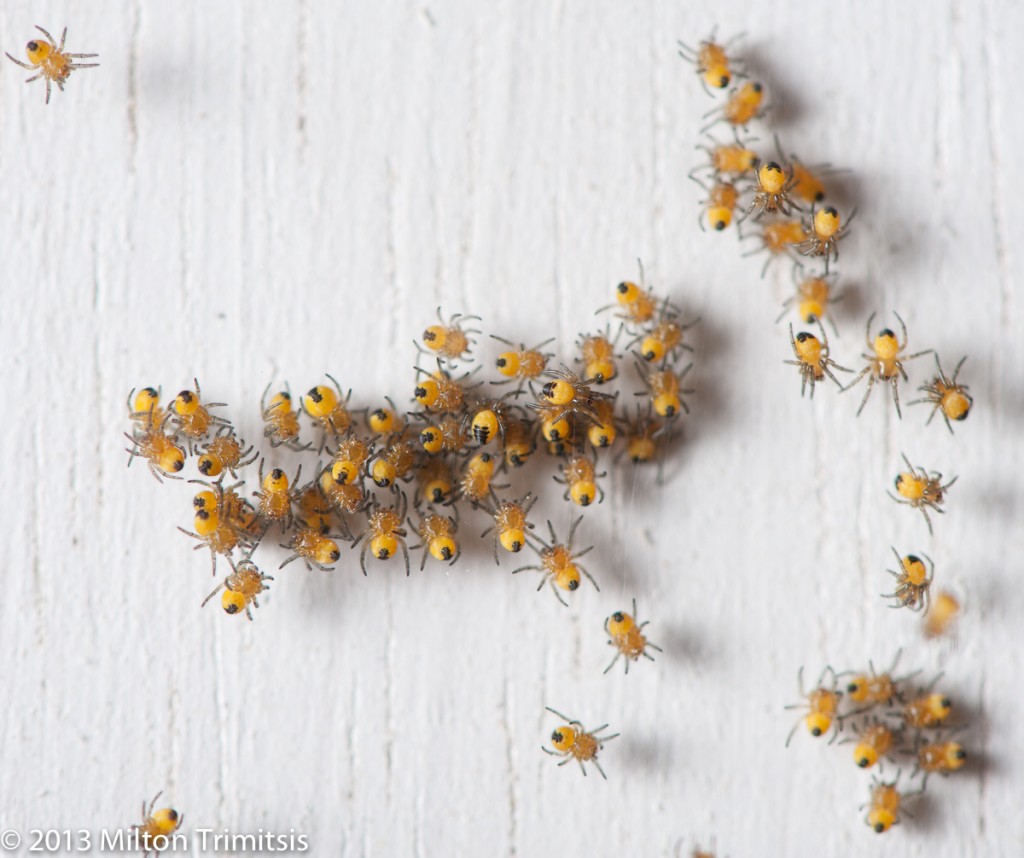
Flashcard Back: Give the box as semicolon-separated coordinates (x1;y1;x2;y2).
680;35;977;833
125;285;697;631
681;31;850;283
680;32;975;430
785;656;968;834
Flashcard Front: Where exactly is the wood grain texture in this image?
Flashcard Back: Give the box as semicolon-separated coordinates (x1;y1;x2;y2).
0;1;1020;855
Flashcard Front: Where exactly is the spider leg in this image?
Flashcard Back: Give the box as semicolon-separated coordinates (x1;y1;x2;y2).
35;25;58;46
603;651;622;675
892;311;908;350
823;366;847;389
855;373;876;416
890;376;903;419
6;54;35;69
551;579;569;607
202;581;226;607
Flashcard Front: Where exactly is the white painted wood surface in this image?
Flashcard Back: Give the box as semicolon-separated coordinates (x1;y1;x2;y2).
0;1;1020;855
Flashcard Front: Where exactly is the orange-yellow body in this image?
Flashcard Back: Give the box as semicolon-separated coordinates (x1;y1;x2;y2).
182;508;245;574
753;219;808;274
368;403;404;435
6;26;99;104
127;426;186;481
891;454;956;534
604;600;661;673
512;518;595;605
884;550;933;611
612;280;657;326
493;337;552;385
414;370;468;413
848;314;929;418
723;82;764;127
779;276;837;326
416;458;454;505
303;379;355;438
133;792;182;855
459;451;498;505
791;161;827;204
203;561;272;620
371;438;417;488
319;469;365;513
924;591;960;638
489;496;534;555
423;325;471;360
198;430;256;478
846;671;897;706
220;484;260;537
503;419;536;467
747;161;797;217
902;693;952;729
579;333;618;383
128;387;166;432
536;403;573;443
533;368;615;428
917;741;966;775
640;319;688;363
798;205;849;269
331;436;374;485
689;39;733;89
419;414;468;455
543;707;618;778
705;181;739;230
645;365;692;418
852;723;894;769
786;323;849;397
254;466;299;529
298;486;333;533
421;310;478;360
865;781;902;833
357;497;410;575
762;219;807;253
785;667;840;745
912;355;972;433
625;413;662;464
284;526;341;570
262;390;304;448
172;381;227;448
705;142;759;176
415;514;458;565
587;400;617;448
560;454;601;506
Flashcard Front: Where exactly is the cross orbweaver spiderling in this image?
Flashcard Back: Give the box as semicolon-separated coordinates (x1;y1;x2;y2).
845;312;930;418
785;322;851;397
542;707;619;779
888;454;957;535
6;26;98;104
